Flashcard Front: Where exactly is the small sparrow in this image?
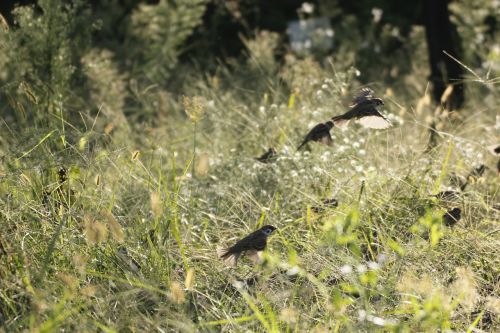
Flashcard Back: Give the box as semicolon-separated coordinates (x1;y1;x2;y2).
256;147;277;163
117;246;142;273
488;144;500;156
442;208;461;226
312;198;339;213
297;121;334;151
433;190;461;202
460;164;487;191
487;145;500;174
217;225;276;267
331;88;390;129
58;167;68;184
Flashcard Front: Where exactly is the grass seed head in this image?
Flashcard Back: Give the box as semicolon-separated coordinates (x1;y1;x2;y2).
170;281;185;304
83;214;108;245
150;191;162;218
102;210;124;243
185;268;195;290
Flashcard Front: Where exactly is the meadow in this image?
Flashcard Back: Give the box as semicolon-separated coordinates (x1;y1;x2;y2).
0;1;499;332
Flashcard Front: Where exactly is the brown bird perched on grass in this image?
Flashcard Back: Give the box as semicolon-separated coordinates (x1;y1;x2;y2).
256;147;277;163
217;225;276;267
442;208;461;226
460;164;487;191
332;88;390;129
297;121;334;151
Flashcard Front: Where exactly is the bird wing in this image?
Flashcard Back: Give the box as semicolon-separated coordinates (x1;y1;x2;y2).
319;132;333;146
350;88;375;107
250;235;267;251
230;229;265;252
358;115;391;129
247;250;263;264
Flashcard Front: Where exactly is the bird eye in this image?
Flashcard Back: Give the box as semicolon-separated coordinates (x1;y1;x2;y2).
263;228;272;235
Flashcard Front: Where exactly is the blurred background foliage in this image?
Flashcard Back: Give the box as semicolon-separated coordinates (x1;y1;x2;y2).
0;0;498;136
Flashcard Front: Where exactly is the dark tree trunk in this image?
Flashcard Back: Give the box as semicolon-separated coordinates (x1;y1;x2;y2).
423;0;464;109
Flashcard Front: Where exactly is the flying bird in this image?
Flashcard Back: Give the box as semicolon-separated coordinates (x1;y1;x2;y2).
442;208;461;226
297;121;334;151
331;88;390;129
217;225;276;267
256;147;277;163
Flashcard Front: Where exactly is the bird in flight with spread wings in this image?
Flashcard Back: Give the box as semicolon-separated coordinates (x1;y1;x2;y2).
297;88;390;150
331;88;391;129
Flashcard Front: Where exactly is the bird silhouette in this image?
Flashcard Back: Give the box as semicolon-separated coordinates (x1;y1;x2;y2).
256;147;277;163
460;164;487;191
312;198;339;213
442;208;461;226
217;225;276;267
331;88;390;129
297;121;334;151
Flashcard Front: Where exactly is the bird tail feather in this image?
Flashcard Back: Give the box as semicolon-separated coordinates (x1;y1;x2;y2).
217;247;239;267
297;140;307;151
331;116;350;128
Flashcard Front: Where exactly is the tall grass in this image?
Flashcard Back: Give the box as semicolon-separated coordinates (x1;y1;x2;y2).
0;2;499;332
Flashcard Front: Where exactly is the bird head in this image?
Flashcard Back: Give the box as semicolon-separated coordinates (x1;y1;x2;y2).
373;98;384;106
260;225;276;236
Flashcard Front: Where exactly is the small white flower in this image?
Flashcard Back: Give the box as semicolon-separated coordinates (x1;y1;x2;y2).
371;8;383;23
367;261;380;270
356;264;367;273
358;310;367;321
321;84;328;90
232;280;245;289
301;2;314;14
370;316;386;326
312;166;322;173
286;266;301;276
377;253;387;264
259;106;266;112
340;264;352;275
